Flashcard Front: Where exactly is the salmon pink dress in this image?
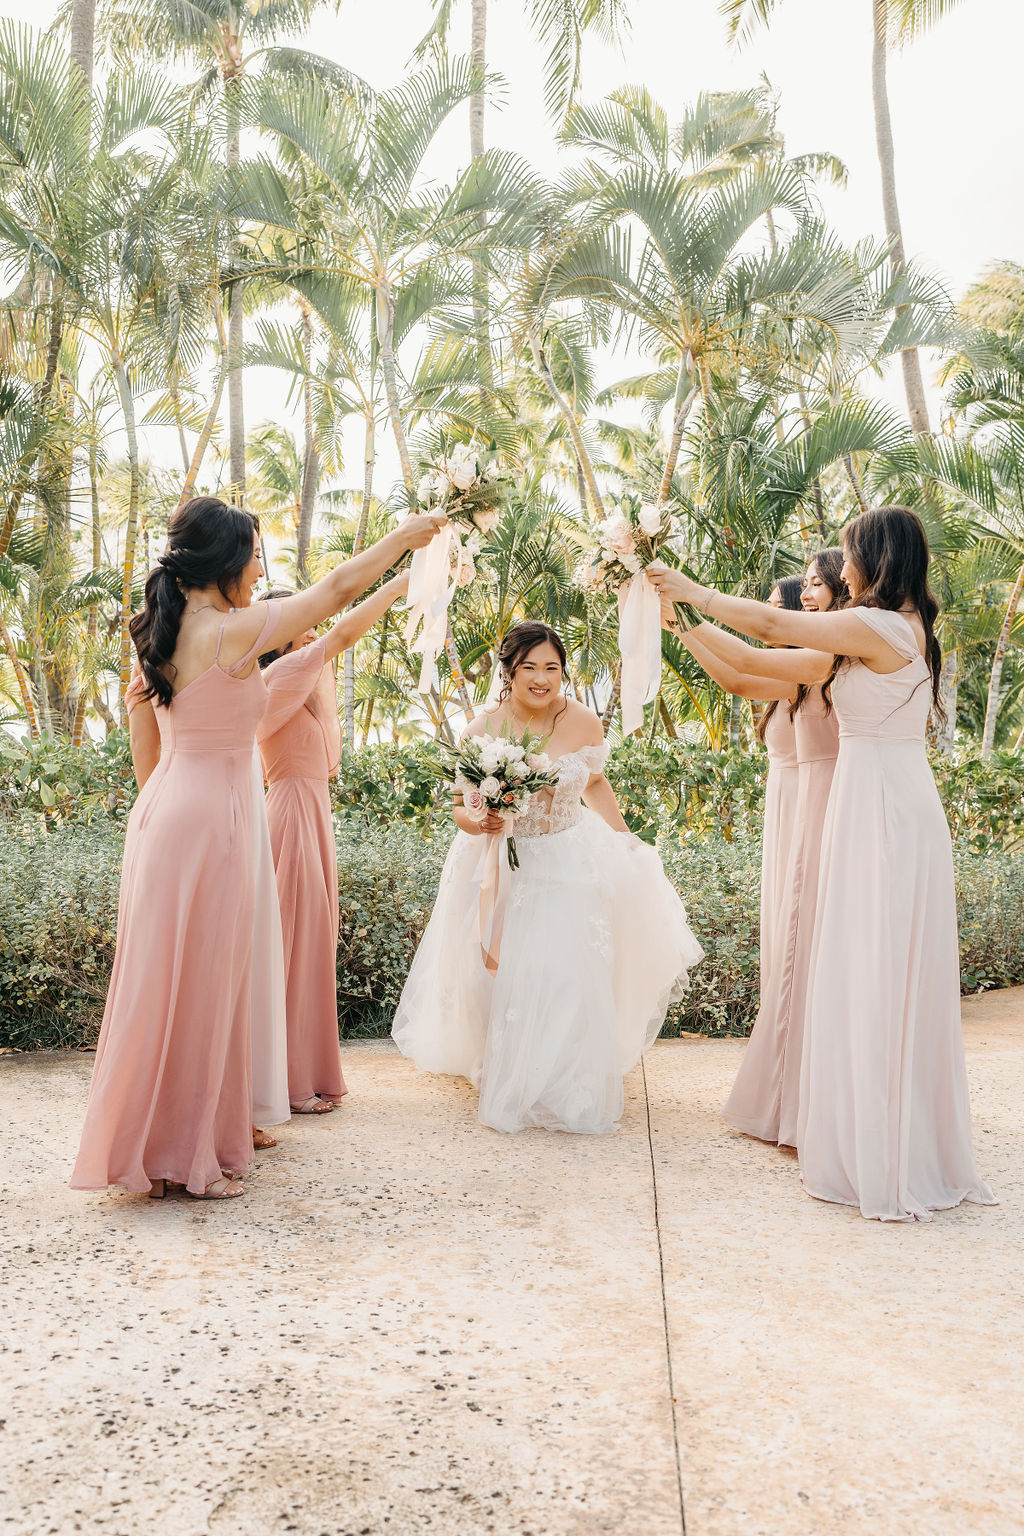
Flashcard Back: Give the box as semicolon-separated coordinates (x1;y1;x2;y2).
722;691;839;1145
257;639;346;1108
722;702;800;1138
71;602;282;1196
798;608;996;1220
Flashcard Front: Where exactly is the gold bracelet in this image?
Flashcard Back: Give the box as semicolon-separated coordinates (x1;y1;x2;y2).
701;589;714;616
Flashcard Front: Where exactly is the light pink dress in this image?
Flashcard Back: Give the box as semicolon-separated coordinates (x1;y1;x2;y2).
71;603;281;1196
798;608;996;1220
722;702;799;1138
257;639;346;1107
723;691;840;1144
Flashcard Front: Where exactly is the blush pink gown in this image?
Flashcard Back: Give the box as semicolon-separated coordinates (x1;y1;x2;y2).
798;608;996;1220
257;639;346;1108
722;701;800;1138
722;691;840;1145
71;602;282;1196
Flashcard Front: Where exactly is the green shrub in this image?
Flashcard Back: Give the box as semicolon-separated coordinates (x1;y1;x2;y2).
2;810;1023;1050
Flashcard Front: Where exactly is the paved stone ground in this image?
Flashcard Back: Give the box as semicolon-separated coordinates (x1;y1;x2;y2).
0;992;1020;1536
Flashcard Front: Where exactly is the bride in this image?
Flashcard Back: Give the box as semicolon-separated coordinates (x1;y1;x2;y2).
392;621;703;1134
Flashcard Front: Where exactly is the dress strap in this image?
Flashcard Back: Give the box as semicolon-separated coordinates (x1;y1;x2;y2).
214;609;234;665
224;599;282;677
849;606;922;663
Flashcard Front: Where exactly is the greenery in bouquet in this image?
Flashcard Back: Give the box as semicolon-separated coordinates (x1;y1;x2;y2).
577;494;675;596
442;730;560;868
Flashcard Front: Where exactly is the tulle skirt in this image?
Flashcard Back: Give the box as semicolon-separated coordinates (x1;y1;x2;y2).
392;811;703;1135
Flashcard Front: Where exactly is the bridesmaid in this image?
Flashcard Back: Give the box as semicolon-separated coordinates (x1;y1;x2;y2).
256;572;410;1116
125;555;291;1151
71;496;444;1200
649;508;996;1221
667;551;846;1144
665;576;802;1139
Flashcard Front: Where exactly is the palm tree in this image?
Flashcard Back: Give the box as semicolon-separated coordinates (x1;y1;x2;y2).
719;0;967;437
96;0;351;503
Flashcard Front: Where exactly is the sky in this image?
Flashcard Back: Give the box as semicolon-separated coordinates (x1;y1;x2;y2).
2;0;1023;498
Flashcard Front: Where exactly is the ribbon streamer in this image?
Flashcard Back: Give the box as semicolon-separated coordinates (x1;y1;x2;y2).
404;523;457;693
618;570;663;735
476;816;514;976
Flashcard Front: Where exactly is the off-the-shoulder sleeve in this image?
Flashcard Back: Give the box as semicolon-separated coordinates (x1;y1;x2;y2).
578;741;610;774
258;637;327;741
848;606;921;662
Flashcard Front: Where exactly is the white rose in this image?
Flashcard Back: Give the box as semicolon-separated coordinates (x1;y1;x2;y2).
477;746;500;773
417;473;435;505
508;744;526;760
456;555;476;587
479;775;501;799
431;470;452;500
638;504;662;535
622;551;642;573
473;508;500;534
509;760;529;779
449;461;476;492
526;752;551;773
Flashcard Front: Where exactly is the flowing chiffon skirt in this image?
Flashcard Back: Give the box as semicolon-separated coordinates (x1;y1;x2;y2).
392;810;703;1135
249;746;290;1127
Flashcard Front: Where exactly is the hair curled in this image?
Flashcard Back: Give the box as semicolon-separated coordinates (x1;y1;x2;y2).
129;497;259;708
831;506;944;719
758;576;804;741
497;622;568;722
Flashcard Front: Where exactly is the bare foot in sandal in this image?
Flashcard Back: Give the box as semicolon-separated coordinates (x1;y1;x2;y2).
290;1096;334;1115
190;1175;244;1200
252;1126;278;1149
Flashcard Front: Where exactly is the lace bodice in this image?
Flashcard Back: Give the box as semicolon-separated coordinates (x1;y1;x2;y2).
512;743;610;838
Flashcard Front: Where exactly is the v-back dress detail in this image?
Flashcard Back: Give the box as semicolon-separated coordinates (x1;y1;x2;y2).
392;742;704;1135
71;602;282;1195
797;608;995;1220
723;692;839;1145
258;638;347;1108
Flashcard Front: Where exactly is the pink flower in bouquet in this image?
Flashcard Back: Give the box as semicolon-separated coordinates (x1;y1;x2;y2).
603;515;636;556
502;792;516;804
464;788;487;823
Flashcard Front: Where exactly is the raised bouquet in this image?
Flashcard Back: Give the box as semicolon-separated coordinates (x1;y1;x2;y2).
445;730;560;869
577;495;674;596
417;444;510;588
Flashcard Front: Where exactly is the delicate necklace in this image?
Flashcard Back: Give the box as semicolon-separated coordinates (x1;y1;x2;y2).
183;602;223;617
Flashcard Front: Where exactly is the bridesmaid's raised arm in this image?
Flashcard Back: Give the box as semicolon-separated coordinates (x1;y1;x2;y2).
321;572;410;662
664;607;802;702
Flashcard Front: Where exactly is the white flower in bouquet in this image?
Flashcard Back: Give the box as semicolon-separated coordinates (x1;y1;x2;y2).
431;469;452;501
417;472;436;505
448;458;477;492
526;752;551;773
603;515;636;556
472;507;501;535
638;503;663;535
479;775;502;799
456;554;476;588
509;760;529;779
463;787;487;823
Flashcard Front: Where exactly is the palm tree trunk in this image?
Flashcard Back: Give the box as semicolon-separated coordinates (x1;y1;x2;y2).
528;327;605;519
601;662;621;728
69;0;95;87
657;364;697;506
344;406;376;745
296;302;319;584
362;608;390;745
170;384;191;475
0;614;39;741
872;0;931;437
982;564;1024;757
0;307;65;559
173;359;227;516
114;353;140;721
225;80;246;500
71;438;102;747
844;452;869;512
469;0;493;394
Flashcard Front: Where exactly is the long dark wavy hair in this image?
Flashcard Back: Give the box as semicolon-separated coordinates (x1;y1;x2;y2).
791;546;848;718
129;497;259;708
757;575;804;741
258;586;296;667
497;622;568;722
831;505;943;717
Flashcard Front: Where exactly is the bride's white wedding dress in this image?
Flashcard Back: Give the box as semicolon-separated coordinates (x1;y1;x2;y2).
392;744;703;1134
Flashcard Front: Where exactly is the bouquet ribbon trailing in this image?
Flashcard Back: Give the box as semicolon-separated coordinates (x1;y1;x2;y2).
618;570;663;736
405;522;457;692
476;815;514;976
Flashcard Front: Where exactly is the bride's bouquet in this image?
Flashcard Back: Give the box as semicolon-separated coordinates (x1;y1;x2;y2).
446;730;559;869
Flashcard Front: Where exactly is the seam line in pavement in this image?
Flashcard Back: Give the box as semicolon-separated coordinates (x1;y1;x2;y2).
641;1055;687;1536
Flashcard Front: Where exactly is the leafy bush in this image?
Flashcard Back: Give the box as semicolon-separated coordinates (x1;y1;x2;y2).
0;733;135;824
3;810;1023;1050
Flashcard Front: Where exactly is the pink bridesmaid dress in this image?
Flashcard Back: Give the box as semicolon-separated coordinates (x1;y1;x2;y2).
723;691;840;1144
257;639;347;1108
722;701;800;1138
798;608;996;1220
71;602;282;1196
